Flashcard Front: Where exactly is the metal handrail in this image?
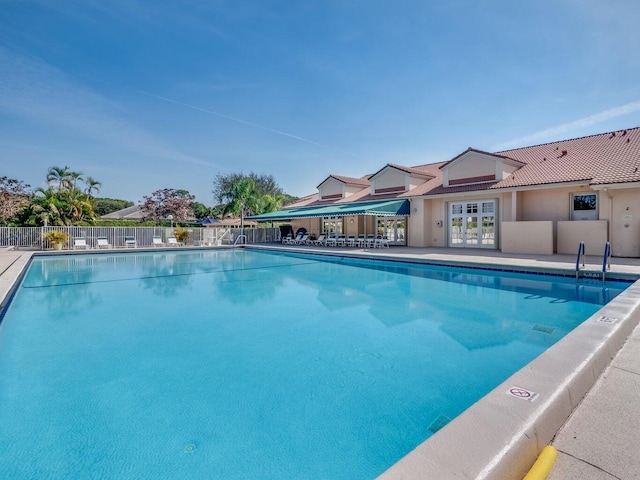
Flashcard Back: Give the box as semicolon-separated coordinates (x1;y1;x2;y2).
234;234;247;245
575;241;585;279
602;241;611;274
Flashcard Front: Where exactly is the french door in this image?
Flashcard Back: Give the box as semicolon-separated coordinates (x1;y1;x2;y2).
449;200;496;248
376;217;407;245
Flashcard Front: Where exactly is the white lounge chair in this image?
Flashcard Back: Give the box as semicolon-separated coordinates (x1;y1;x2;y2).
124;236;137;248
152;235;165;247
282;234;292;244
294;234;309;245
356;234;366;247
325;234;337;247
167;236;182;246
73;237;88;249
346;235;357;247
336;234;347;246
312;234;325;246
96;237;111;249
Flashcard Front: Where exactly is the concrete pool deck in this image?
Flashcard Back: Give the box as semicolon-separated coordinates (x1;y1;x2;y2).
1;245;639;479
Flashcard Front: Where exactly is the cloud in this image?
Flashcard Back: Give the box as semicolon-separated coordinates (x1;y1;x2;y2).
0;46;219;169
494;100;640;150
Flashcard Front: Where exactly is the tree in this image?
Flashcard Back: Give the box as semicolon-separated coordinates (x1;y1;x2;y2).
84;177;102;198
0;176;31;225
141;188;194;223
219;178;261;233
213;172;285;203
93;198;134;216
212;172;296;217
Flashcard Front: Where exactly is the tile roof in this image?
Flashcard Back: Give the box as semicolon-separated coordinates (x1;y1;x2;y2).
370;163;435;179
491;128;640;188
286;127;640;207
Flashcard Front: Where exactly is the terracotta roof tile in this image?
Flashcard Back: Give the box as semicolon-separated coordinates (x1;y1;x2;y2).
292;127;640;203
492;128;640;188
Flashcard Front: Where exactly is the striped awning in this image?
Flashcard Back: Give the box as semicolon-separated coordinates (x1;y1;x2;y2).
247;199;410;221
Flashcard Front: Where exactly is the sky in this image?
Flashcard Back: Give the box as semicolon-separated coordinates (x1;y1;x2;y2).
1;1;640;207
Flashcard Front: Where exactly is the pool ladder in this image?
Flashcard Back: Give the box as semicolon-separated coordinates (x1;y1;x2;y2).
575;241;611;282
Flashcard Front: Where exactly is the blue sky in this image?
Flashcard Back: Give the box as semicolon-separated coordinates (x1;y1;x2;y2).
1;1;639;206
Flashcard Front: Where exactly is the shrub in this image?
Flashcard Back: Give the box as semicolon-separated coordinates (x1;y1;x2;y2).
43;230;70;245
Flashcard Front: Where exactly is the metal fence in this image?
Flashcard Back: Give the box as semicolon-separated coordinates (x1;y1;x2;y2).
0;226;281;250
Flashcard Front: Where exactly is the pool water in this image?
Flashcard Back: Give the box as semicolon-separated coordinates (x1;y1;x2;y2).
0;250;628;479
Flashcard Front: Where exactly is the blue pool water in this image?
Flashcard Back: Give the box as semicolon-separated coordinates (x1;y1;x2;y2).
0;249;629;479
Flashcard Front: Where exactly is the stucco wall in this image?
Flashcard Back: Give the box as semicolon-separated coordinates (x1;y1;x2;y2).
607;188;640;257
447;154;495;181
319;178;343;198
408;199;424;247
502;221;554;255
557;220;608;255
521;187;573;221
373;169;405;190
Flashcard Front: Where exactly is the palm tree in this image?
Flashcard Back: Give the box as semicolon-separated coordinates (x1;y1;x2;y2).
68;170;85;191
33;186;63;225
84;176;102;198
221;178;260;238
46;165;71;191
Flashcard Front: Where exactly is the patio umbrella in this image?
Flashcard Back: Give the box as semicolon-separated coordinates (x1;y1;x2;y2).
196;217;222;226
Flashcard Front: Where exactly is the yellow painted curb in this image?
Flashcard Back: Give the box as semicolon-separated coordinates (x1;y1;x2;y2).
523;446;558;480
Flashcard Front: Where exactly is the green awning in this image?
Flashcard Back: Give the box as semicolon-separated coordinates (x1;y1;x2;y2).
247;199;410;221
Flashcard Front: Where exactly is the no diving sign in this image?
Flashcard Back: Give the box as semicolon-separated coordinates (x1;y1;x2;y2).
506;386;539;402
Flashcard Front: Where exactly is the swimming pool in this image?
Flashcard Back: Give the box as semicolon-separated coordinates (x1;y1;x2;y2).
0;249;630;479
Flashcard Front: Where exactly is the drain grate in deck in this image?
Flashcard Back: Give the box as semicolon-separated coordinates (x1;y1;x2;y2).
532;324;555;334
428;414;451;434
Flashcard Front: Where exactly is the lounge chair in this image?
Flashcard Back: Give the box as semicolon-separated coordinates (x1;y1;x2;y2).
167;236;181;247
73;237;88;249
281;234;292;244
356;234;366;247
336;234;347;246
286;233;303;244
346;235;357;247
325;234;337;247
152;235;165;247
294;234;309;245
96;237;111;249
124;236;137;248
312;234;325;246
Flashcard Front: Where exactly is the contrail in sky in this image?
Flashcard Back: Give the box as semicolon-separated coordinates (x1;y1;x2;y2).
495;100;640;150
135;89;368;160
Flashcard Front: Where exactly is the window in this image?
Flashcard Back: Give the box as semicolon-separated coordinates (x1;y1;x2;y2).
322;217;343;234
571;193;598;220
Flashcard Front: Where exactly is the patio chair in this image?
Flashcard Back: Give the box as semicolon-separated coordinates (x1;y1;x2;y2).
124;236;137;248
374;235;389;248
365;234;376;248
294;234;309;245
346;235;356;247
96;237;111;249
356;234;366;247
325;234;337;247
336;234;347;246
73;237;88;249
152;235;165;247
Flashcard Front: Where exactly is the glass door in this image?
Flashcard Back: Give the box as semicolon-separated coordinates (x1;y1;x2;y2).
449;201;496;248
375;217;407;245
